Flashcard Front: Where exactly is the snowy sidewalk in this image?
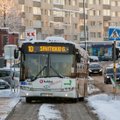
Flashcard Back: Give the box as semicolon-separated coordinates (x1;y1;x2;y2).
0;89;20;120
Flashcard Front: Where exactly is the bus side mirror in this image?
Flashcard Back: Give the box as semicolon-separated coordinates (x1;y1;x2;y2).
14;49;19;59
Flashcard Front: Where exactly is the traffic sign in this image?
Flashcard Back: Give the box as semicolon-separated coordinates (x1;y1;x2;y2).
25;29;36;41
108;26;120;40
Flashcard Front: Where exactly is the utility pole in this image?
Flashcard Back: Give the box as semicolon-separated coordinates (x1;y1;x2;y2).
113;40;117;96
83;0;87;51
3;5;6;27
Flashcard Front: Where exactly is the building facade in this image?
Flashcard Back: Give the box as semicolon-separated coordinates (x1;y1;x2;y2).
16;0;120;43
0;28;19;56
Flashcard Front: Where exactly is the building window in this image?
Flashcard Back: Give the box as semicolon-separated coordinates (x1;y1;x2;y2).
68;0;71;5
30;20;33;26
18;0;25;4
103;9;110;16
89;10;95;16
90;21;96;26
111;11;116;17
97;32;101;38
118;12;120;17
48;0;51;4
48;10;50;16
53;0;64;5
75;24;77;29
29;7;32;13
2;35;9;46
96;10;101;16
96;0;101;5
33;7;41;15
72;0;77;6
73;35;77;40
50;23;52;27
103;0;110;5
89;0;94;4
90;32;96;38
21;5;25;12
111;1;116;6
118;1;120;6
45;9;47;15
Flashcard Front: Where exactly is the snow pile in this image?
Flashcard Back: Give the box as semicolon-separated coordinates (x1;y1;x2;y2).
87;94;120;120
38;104;62;120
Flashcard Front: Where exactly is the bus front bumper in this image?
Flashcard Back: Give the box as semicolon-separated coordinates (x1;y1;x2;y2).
20;89;78;99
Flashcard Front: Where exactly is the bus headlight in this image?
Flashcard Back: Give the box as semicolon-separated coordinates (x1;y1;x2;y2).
107;76;110;78
89;69;92;72
65;94;68;97
26;93;29;96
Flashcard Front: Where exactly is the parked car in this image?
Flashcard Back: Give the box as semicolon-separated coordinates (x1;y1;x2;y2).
89;62;103;76
0;79;10;89
100;56;112;61
89;56;99;63
104;66;120;84
0;68;20;88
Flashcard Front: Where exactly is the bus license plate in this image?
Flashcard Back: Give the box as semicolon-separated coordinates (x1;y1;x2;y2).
40;93;53;96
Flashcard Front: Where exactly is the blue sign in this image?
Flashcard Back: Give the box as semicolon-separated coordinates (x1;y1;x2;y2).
108;27;120;40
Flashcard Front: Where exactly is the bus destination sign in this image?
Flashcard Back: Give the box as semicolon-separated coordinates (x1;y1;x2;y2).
27;45;69;53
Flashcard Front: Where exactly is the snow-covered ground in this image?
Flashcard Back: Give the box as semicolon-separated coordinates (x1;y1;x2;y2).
1;87;120;120
87;94;120;120
0;89;19;120
0;88;62;120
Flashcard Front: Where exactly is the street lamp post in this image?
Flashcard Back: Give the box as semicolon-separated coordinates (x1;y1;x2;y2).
3;5;6;27
83;0;87;51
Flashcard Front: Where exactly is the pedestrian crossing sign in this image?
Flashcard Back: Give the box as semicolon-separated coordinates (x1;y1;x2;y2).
108;27;120;40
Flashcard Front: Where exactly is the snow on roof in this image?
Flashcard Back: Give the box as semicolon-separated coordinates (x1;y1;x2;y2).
4;44;17;47
21;36;72;44
89;56;99;60
75;43;88;59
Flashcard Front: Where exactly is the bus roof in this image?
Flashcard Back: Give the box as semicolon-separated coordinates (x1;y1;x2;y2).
19;36;88;59
21;36;74;44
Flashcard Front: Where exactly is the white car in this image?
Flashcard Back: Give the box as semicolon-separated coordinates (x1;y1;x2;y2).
0;79;10;89
0;68;20;88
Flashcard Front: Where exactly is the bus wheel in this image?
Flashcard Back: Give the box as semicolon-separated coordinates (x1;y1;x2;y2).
79;97;84;101
26;97;31;103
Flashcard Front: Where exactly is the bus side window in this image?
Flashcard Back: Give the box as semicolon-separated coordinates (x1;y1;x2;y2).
76;54;81;63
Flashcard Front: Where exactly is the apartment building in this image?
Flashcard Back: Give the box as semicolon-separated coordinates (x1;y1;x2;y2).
16;0;120;43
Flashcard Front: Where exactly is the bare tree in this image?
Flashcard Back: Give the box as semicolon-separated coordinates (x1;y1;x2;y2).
0;0;21;32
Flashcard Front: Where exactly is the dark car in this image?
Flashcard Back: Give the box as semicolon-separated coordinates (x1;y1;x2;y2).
104;66;120;84
89;62;103;76
0;79;10;89
100;56;112;61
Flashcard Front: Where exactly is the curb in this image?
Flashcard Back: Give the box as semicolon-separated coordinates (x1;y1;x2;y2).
5;99;21;120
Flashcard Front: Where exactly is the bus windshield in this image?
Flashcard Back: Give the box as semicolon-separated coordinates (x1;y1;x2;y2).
23;54;74;79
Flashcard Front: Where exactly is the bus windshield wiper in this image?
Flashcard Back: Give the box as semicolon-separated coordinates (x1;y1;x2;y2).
31;65;47;81
50;65;64;78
